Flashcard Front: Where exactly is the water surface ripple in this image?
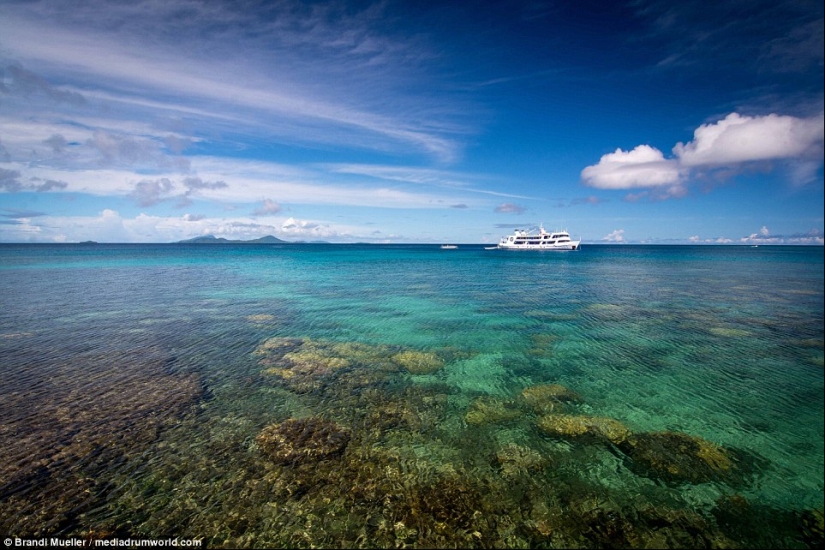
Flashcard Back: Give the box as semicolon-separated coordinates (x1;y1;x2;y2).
1;243;822;548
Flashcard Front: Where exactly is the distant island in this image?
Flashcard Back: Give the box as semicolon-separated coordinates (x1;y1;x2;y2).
176;235;328;244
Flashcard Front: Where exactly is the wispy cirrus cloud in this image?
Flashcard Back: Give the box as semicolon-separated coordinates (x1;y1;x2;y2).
5;156;481;210
0;0;469;163
634;0;824;75
325;163;532;200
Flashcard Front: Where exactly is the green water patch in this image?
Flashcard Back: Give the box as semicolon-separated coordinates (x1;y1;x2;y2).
443;353;510;396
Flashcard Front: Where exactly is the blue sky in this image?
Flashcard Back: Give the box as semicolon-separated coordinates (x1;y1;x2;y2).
1;0;823;244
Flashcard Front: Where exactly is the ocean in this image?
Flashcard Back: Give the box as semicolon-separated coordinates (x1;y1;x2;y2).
1;243;823;548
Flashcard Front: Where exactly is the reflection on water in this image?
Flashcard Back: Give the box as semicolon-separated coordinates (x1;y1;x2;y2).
0;244;822;547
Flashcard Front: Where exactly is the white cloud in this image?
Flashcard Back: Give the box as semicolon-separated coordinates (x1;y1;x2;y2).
3;157;478;210
325;164;529;200
603;229;625;242
0;6;465;163
280;217;328;237
580;145;684;189
739;228;824;245
673;113;825;166
0;209;376;243
582;113;825;195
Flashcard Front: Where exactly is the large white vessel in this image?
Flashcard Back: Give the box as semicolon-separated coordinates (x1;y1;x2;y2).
495;225;581;250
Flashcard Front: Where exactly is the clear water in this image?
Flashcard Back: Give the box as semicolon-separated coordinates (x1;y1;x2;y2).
1;243;822;547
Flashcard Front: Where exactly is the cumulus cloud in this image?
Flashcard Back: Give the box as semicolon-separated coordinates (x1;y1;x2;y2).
280;216;339;239
281;217;319;232
673;113;824;166
494;202;527;214
603;229;625;242
581;145;684;190
582;112;825;197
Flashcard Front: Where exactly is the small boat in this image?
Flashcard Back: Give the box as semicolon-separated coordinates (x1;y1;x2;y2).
440;244;458;249
494;224;581;250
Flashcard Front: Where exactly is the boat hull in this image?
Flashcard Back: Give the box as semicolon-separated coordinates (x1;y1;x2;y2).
496;242;580;250
495;225;581;250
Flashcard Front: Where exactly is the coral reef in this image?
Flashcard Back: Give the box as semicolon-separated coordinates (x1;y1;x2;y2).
464;396;522;425
536;413;631;445
527;333;557;358
494;443;547;479
520;383;582;414
800;508;824;548
618;431;741;484
256;337;398;394
0;347;203;537
8;332;807;548
712;495;824;548
257;417;350;465
392;349;444;375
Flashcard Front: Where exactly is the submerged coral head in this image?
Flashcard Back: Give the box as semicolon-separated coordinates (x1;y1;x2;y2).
257;417;350;465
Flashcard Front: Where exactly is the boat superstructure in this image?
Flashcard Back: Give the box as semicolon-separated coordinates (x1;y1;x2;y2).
496;225;581;250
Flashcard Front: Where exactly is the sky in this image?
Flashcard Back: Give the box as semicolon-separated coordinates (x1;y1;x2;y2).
0;0;823;244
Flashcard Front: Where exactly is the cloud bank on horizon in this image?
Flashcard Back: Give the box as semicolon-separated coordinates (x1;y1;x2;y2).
0;0;823;244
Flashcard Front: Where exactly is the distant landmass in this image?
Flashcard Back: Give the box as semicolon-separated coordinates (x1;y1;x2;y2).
176;235;329;244
177;235;287;244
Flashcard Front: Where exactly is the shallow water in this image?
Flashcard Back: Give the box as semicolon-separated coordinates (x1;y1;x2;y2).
1;243;823;547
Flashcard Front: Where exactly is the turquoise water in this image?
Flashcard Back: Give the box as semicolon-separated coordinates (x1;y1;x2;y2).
1;243;823;547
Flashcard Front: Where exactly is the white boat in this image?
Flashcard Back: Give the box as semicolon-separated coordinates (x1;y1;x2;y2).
495;224;581;250
440;244;458;249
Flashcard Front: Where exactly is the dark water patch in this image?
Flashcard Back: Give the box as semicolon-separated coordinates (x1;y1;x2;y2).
0;346;205;537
